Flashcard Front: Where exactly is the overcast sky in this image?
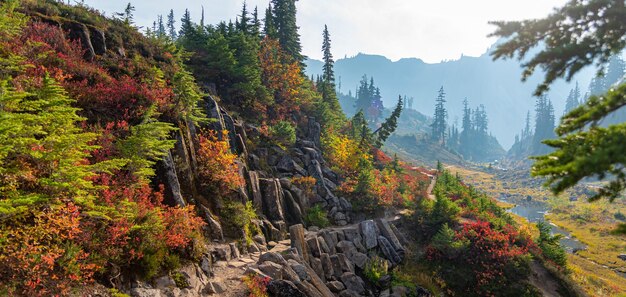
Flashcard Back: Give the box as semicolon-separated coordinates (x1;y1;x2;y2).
83;0;567;63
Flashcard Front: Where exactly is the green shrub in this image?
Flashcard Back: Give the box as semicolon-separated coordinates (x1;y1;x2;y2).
269;121;296;148
537;221;567;268
221;200;260;246
364;256;389;283
171;271;189;288
304;205;330;228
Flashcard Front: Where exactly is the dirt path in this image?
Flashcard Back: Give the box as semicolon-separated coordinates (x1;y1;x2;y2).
427;175;437;200
529;260;564;297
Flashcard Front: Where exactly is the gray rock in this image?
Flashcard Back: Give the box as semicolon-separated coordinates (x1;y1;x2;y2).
200;255;213;276
330;253;354;275
378;236;402;265
339;290;361;297
289;224;310;262
319;230;337;254
339;197;352;212
310;257;325;281
336;241;357;258
392;285;409;297
307;236;322;258
289;260;311;281
351;234;367;254
343;228;359;242
229;242;241;259
376;219;405;255
154;275;176;289
360;220;380;249
327;281;345;292
259;261;283;279
253;234;267;246
317;236;330;254
258;252;288;266
320;253;335;280
130;288;165;297
248;243;261;253
206;281;227;294
248;171;263;214
305;265;335;297
212;246;231;262
340;272;365;294
283;189;304;225
307;117;322;148
619;254;626;261
260;178;285;221
200;205;224;242
267;280;306;297
350;252;369;269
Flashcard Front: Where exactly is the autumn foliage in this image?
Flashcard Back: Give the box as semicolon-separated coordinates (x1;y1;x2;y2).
197;130;244;197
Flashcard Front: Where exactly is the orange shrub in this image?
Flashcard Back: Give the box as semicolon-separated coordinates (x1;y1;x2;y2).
197;130;244;197
0;203;98;296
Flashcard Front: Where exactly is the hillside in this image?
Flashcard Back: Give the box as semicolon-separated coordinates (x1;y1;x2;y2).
0;1;593;297
306;51;596;148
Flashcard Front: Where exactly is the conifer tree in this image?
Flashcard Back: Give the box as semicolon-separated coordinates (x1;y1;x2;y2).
263;4;277;38
431;86;447;144
271;0;304;65
318;25;342;124
157;15;166;38
179;9;193;37
237;2;250;34
167;9;177;40
251;6;261;37
373;96;403;148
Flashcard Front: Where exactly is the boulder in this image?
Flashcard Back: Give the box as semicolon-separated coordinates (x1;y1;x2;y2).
375;219;404;254
229;242;240;259
350;252;369;270
339;290;361;297
336;241;357;258
267;280;306;297
319;230;337;254
260;179;285;221
340;272;365;294
248;171;263;214
200;205;224;242
310;257;325;281
289;224;310;262
288;260;311;282
259;261;283;279
320;253;334;280
327;281;345;293
283;190;304;225
378;236;402;265
307;117;322;148
330;253;354;276
307;236;322;258
360;220;380;249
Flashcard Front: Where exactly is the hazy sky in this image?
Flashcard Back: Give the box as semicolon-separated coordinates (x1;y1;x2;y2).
84;0;567;63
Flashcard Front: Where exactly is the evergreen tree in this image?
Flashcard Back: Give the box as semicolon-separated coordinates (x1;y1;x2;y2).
167;9;177;40
523;110;531;139
532;95;556;155
263;3;277;38
116;3;135;25
431;86;447;144
157;15;166;38
319;25;342;124
373;96;403;148
251;6;261;37
564;82;581;114
271;0;304;65
179;9;193;37
237;2;250;34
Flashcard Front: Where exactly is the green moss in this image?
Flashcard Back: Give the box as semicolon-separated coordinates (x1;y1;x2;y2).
171;272;190;288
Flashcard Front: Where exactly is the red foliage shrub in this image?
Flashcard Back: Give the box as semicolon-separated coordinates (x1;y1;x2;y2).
0;203;98;296
196;130;244;197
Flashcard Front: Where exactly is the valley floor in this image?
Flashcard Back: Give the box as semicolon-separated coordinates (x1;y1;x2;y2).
448;165;626;297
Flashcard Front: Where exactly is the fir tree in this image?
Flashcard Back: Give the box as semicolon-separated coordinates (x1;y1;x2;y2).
431;86;447;144
263;3;277;38
251;6;261;37
373;96;403;148
237;2;250;34
271;0;304;65
167;9;177;40
179;9;193;37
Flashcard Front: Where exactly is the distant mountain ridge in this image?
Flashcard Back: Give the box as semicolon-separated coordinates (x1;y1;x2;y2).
306;48;595;148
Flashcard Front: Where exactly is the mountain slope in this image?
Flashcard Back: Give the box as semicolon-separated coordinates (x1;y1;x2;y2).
306;51;596;148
